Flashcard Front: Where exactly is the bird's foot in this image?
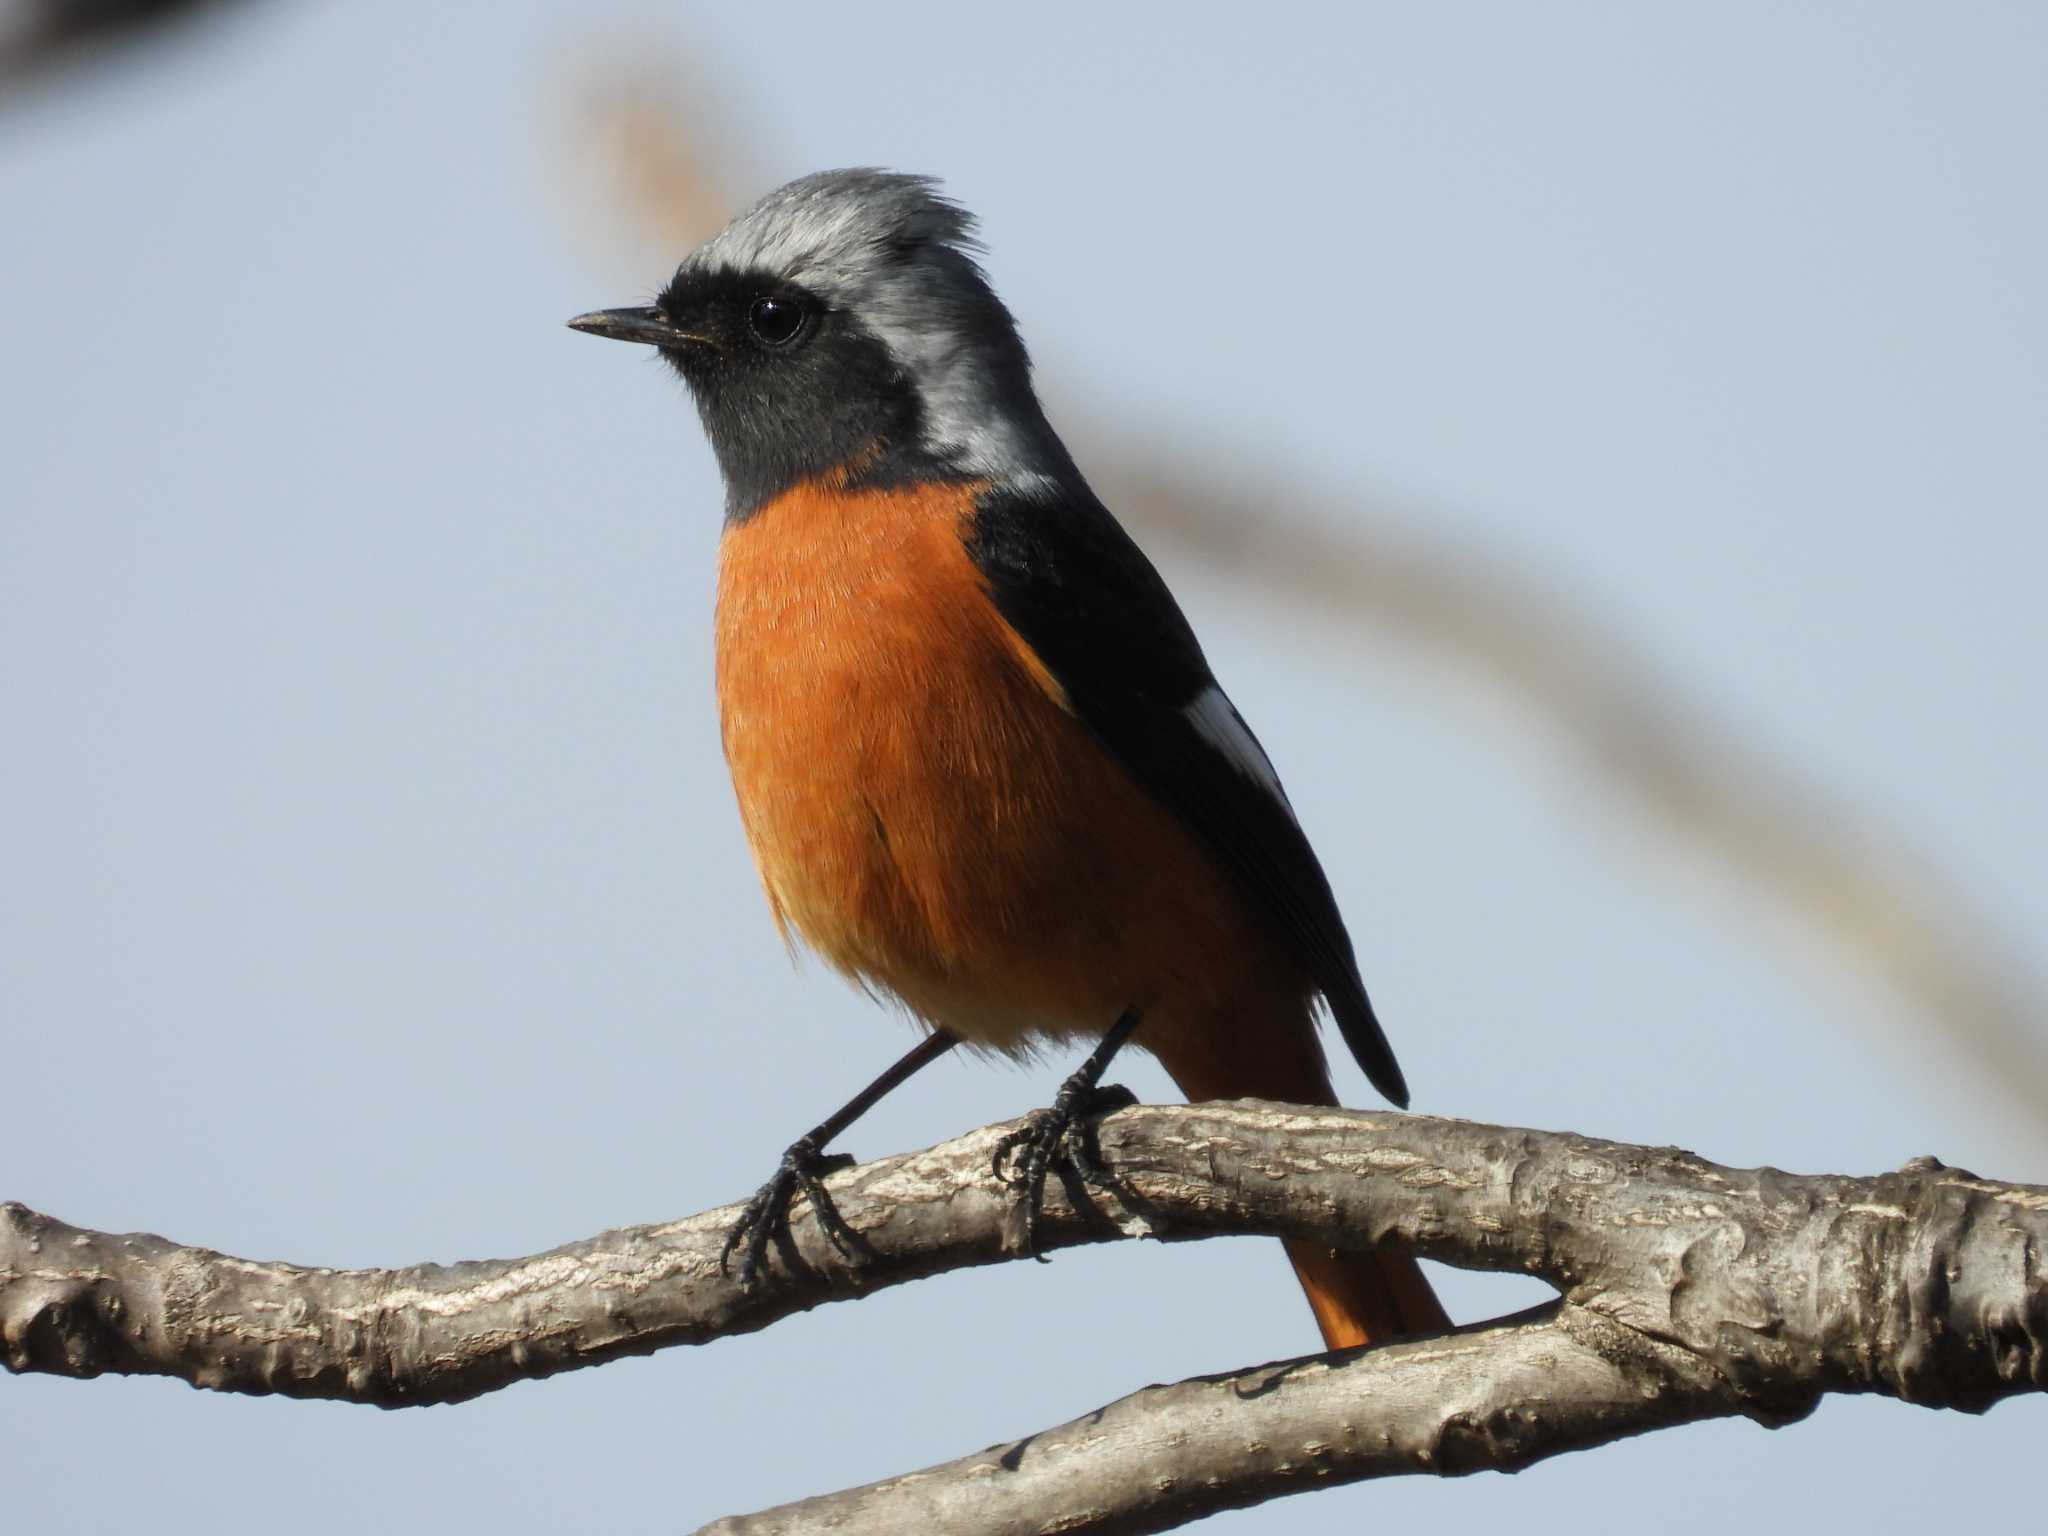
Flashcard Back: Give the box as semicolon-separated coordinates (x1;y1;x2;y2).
992;1067;1139;1261
719;1133;861;1288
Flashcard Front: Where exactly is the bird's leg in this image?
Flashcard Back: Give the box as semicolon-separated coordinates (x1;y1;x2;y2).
993;1009;1142;1260
722;1028;959;1287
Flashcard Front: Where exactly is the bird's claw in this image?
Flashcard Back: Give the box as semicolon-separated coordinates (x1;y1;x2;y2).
719;1134;860;1287
992;1078;1138;1260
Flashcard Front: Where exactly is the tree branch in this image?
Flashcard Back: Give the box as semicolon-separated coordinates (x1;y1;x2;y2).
699;1306;1722;1536
7;1104;2044;1531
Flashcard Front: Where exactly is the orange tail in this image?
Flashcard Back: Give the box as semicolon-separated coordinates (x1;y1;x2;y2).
1282;1238;1448;1349
1152;1017;1449;1350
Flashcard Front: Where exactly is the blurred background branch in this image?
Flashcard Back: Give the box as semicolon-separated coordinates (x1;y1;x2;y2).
559;56;2048;1123
11;0;2035;1128
0;0;247;90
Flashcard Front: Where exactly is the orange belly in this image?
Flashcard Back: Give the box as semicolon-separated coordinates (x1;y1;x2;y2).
713;475;1321;1083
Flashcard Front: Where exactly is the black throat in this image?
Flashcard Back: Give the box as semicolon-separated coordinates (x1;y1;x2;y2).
658;268;970;520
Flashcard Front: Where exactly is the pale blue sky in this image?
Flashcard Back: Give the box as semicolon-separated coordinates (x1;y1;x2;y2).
5;4;2045;1531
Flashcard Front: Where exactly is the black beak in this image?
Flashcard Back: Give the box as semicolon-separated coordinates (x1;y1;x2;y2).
566;307;716;349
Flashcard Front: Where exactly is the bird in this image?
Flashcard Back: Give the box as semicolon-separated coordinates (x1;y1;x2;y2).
568;169;1448;1350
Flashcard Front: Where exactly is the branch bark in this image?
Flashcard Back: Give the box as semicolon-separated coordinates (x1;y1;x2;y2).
7;1104;2044;1532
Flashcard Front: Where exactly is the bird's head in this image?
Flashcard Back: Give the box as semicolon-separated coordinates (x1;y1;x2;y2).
571;169;1072;518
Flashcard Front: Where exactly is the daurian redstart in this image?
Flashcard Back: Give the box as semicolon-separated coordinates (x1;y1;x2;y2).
571;170;1446;1348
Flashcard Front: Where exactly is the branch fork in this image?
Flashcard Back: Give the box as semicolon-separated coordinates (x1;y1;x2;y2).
6;1105;2042;1533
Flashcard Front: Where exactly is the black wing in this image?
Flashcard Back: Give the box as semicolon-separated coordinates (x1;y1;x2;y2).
965;482;1409;1107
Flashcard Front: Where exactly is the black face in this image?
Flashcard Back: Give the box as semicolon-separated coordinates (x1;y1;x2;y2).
654;267;931;519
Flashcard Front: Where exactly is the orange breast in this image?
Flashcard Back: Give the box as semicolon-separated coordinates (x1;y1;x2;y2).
714;475;1322;1086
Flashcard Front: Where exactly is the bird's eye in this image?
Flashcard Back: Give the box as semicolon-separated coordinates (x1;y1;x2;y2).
747;296;807;346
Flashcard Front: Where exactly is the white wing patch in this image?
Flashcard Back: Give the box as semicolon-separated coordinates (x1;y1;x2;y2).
1185;686;1297;823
